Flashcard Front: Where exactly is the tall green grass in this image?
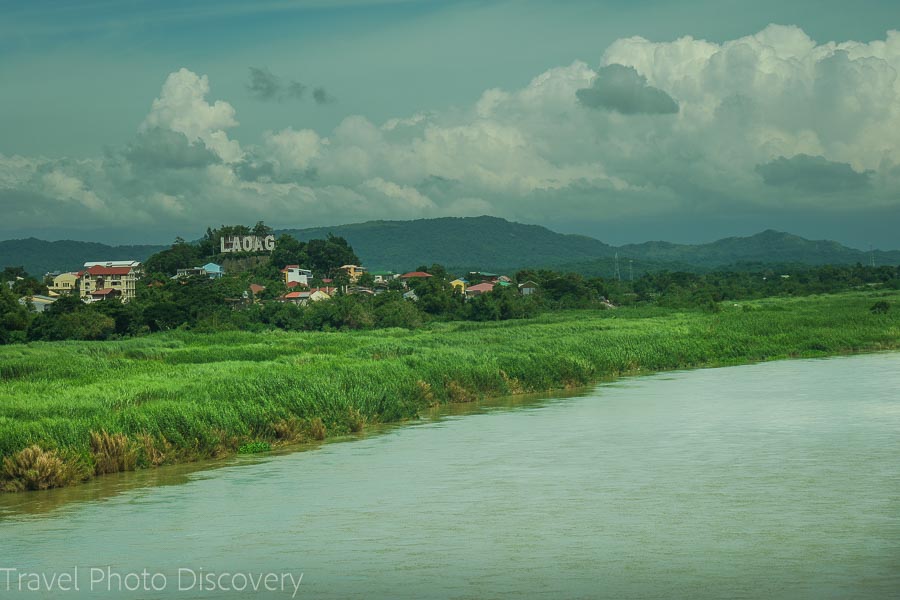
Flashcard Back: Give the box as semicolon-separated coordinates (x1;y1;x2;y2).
1;291;898;491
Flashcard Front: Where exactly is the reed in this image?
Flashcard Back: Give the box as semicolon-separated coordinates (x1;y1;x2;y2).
89;430;137;475
1;290;897;492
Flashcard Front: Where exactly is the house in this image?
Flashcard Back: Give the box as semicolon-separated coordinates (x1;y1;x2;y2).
248;284;266;300
402;289;418;301
278;291;305;305
450;278;468;293
518;280;539;296
339;265;367;282
310;286;337;296
308;290;332;302
465;282;495;297
468;272;499;283
370;271;397;283
203;263;224;278
88;288;122;302
79;261;141;302
281;265;312;286
400;271;432;280
18;295;57;312
278;289;332;305
174;267;207;278
49;272;79;295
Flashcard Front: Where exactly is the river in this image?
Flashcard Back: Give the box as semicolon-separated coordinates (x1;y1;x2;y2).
1;353;898;599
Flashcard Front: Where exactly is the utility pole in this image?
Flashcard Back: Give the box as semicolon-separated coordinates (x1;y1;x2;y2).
614;252;621;281
629;259;634;282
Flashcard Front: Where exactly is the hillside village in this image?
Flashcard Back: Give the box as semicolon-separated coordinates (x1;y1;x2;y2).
24;258;541;313
2;223;896;344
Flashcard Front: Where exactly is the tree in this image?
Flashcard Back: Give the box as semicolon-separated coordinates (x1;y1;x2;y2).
11;276;47;297
27;298;116;341
0;284;31;344
305;234;360;277
143;238;203;276
143;302;188;332
270;234;308;270
1;266;28;281
252;221;273;238
357;272;376;288
373;293;423;328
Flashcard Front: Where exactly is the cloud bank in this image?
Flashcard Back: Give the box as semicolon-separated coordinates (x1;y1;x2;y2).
2;25;899;242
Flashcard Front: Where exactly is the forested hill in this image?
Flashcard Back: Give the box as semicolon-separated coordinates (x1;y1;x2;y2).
0;238;167;276
279;216;617;272
280;218;900;273
620;230;900;269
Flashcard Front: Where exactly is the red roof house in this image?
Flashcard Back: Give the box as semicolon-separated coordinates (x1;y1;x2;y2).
465;282;495;297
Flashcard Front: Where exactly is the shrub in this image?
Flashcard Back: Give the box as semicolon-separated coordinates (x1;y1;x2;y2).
308;418;326;441
870;300;890;314
346;408;365;433
1;446;88;491
272;418;304;442
238;441;271;454
90;431;137;475
135;433;168;468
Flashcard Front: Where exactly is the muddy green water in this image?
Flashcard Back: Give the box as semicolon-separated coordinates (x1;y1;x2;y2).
1;353;899;599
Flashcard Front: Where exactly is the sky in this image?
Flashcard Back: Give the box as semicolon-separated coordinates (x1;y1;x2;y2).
1;0;899;248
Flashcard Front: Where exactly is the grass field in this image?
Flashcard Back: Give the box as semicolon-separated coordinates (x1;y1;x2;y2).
1;291;898;492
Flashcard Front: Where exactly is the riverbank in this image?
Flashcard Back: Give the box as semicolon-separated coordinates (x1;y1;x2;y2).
2;290;898;492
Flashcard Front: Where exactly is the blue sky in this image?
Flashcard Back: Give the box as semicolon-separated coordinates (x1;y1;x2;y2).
1;0;899;247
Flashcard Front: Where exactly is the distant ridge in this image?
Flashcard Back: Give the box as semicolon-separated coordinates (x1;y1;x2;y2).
3;218;899;277
619;229;899;268
279;216;616;272
0;238;167;276
279;217;900;273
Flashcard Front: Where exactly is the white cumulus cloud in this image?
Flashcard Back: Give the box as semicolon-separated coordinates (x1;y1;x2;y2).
2;25;900;242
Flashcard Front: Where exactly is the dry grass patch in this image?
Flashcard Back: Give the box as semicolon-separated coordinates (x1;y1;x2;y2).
2;446;88;492
135;433;169;467
347;407;365;433
308;417;326;441
90;431;137;475
445;380;477;403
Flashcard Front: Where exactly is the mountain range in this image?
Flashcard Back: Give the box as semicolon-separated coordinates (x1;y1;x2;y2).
2;216;897;277
280;217;900;274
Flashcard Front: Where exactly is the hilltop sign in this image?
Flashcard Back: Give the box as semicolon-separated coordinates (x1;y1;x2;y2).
220;235;276;253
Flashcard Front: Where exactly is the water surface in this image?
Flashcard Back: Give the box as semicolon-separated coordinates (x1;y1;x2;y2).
1;354;898;599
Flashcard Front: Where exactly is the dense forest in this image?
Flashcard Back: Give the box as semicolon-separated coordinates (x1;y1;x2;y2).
1;222;896;344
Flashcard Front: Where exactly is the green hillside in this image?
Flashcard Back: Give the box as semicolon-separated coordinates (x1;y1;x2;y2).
0;238;167;277
620;230;900;268
280;218;900;273
279;216;616;272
